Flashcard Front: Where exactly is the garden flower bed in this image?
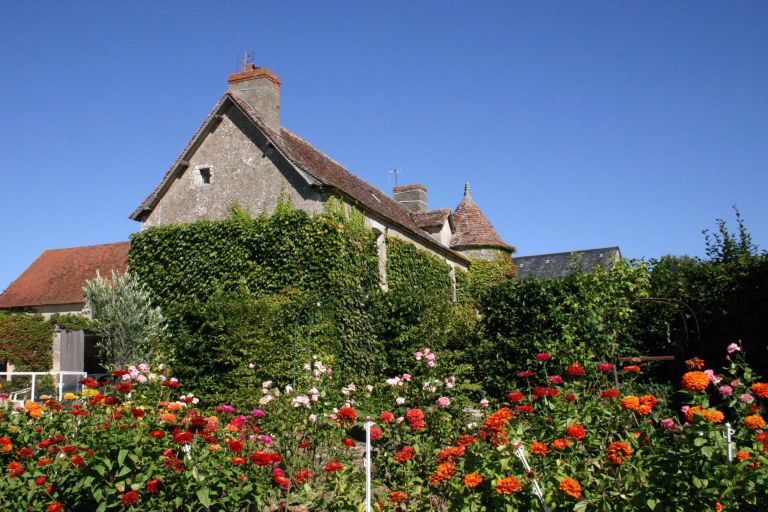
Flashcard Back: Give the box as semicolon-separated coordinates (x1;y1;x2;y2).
1;344;766;511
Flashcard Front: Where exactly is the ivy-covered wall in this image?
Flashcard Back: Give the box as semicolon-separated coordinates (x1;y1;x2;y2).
129;203;390;404
0;311;53;370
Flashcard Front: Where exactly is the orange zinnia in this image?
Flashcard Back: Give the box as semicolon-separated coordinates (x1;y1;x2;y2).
464;473;483;488
551;438;569;450
496;476;522;494
606;441;632;465
745;415;766;429
751;383;768;399
623;365;641;373
428;462;456;486
559;477;582;499
530;442;549;456
681;371;710;392
620;396;640;411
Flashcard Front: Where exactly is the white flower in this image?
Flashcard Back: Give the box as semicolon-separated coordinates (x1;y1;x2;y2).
309;414;317;422
479;399;490;408
135;375;147;383
285;385;294;394
395;397;405;405
249;362;256;369
262;380;273;388
386;377;402;387
365;385;374;393
138;363;150;373
259;394;274;405
291;395;311;408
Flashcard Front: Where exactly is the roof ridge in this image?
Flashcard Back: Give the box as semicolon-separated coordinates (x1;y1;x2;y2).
513;247;620;259
41;241;131;253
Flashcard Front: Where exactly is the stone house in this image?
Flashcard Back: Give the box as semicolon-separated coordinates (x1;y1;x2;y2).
129;65;514;288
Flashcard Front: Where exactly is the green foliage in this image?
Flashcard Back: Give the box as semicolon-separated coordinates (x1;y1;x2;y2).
47;313;95;333
455;254;515;304
475;259;650;394
84;270;166;368
129;205;386;401
0;311;52;370
635;208;768;376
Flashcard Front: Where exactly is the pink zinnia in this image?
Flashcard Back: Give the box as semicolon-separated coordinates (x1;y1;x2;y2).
548;375;563;385
727;343;741;354
597;362;613;372
740;393;755;404
436;396;451;408
719;385;733;397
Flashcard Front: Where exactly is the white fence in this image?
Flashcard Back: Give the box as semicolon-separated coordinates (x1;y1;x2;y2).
0;371;87;403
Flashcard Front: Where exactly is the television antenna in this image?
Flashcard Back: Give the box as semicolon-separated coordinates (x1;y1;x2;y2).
237;51;254;72
386;168;401;187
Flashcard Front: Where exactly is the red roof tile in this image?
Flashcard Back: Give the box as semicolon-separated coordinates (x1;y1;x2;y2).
0;242;130;308
412;209;451;229
450;183;513;251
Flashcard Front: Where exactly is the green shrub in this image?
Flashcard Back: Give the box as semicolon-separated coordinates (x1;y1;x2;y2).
0;311;52;371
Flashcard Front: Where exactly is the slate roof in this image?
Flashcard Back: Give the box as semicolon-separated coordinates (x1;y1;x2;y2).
131;92;469;264
412;209;451;229
513;246;621;280
0;242;130;308
450;183;513;251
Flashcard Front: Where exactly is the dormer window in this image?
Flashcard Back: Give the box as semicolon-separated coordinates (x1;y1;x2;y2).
199;167;211;185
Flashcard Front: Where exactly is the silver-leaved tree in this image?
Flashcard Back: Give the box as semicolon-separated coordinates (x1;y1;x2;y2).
84;270;165;368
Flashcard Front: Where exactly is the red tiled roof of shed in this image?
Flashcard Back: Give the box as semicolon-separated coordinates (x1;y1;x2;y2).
0;242;130;308
450;183;513;251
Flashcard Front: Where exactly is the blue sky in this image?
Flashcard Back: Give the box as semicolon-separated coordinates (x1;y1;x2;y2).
1;1;766;291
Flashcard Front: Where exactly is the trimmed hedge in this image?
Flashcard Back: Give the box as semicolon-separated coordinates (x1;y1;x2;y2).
0;311;53;371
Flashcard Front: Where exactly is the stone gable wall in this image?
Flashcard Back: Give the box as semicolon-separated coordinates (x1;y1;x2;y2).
141;105;325;228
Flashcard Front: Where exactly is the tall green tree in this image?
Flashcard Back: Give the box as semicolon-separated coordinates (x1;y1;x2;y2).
84;270;166;368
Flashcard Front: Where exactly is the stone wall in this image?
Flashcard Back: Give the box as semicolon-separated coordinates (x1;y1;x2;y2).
142;104;325;228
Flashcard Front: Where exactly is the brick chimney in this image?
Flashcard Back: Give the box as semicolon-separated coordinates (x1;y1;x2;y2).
227;64;281;132
393;184;427;213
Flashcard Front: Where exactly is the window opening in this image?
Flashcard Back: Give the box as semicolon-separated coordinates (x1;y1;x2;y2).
199;168;211;184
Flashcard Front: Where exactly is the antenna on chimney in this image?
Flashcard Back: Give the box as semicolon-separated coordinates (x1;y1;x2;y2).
386;168;401;187
237;51;254;72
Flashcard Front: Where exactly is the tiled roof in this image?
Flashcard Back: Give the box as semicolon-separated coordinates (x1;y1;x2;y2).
0;242;130;308
449;183;512;251
412;209;451;229
513;246;621;279
131;92;469;263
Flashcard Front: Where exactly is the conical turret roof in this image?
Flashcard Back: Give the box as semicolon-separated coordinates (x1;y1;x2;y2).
450;182;513;251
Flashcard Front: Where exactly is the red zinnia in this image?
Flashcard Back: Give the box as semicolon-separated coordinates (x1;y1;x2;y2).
69;455;85;468
251;450;281;466
115;382;133;393
370;426;383;441
173;431;194;445
566;424;586;441
406;409;426;431
147;478;163;494
35;476;48;486
507;391;525;403
228;440;244;453
131;409;145;418
602;388;620;399
380;411;395;423
535;353;551;361
566;363;586;377
394;445;414;463
47;503;63;512
150;429;165;438
341;437;356;449
231;456;246;465
337;407;357;424
294;469;312;483
325;461;343;473
121;490;140;507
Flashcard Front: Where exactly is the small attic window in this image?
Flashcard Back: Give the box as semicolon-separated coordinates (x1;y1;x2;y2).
199;168;211;185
